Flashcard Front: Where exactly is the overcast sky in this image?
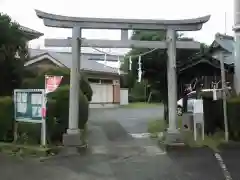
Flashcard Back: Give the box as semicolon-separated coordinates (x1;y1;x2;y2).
0;0;235;55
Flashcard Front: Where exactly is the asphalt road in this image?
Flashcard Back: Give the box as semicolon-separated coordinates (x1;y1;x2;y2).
89;106;164;134
87;106;225;180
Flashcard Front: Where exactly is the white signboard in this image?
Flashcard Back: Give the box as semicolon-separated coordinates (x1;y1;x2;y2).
14;89;46;146
193;99;204;141
193;99;203;114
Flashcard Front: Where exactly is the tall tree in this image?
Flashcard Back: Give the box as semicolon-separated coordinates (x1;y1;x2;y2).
0;13;28;96
122;30;201;121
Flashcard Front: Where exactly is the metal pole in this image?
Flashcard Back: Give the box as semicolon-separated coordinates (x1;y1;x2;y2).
41;91;46;146
67;26;81;134
234;0;240;94
220;51;229;142
167;29;178;132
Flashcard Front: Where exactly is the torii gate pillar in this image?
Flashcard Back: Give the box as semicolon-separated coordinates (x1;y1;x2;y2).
167;29;178;133
35;10;210;147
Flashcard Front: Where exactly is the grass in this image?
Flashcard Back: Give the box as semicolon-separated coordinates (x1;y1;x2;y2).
181;131;225;152
122;102;162;109
0;142;61;158
147;118;182;134
147;118;225;151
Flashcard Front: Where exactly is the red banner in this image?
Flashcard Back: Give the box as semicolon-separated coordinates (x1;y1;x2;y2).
45;75;63;94
41;107;46;118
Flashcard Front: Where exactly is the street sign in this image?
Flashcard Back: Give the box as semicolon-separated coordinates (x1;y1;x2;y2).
193;99;204;141
14;89;46;146
193;99;203;114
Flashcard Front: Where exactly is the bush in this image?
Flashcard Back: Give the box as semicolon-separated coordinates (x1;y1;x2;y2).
128;94;146;102
47;85;89;143
0;97;43;144
203;98;224;135
203;95;240;140
22;68;93;101
0;97;14;142
227;96;240;140
129;82;146;102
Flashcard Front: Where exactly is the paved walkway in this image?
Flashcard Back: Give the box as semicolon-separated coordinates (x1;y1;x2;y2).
0;107;237;179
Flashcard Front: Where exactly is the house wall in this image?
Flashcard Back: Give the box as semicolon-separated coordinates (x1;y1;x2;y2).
25;58;60;74
86;72;121;104
211;51;231;60
25;59;121;105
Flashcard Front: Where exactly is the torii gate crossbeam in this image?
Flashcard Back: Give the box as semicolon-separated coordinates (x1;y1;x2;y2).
45;38;201;49
35;9;210;147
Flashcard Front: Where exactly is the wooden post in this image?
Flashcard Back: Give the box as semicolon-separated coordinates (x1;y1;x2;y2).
13;121;18;143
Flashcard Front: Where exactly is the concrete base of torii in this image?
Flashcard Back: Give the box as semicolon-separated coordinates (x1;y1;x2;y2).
62;130;87;155
63;132;82;147
164;129;184;145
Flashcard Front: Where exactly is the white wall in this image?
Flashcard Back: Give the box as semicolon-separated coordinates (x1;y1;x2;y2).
90;83;113;103
120;88;129;105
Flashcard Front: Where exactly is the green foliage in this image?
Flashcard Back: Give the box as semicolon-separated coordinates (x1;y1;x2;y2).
46;85;89;143
0;85;89;145
0;13;28;96
227;96;240;140
129;81;146;102
203;96;240;140
22;68;93;101
122;30;200;105
0;97;14;142
148;120;166;134
203;99;224;135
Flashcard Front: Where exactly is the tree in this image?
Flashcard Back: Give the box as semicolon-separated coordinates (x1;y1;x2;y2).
0;12;28;96
122;30;201;121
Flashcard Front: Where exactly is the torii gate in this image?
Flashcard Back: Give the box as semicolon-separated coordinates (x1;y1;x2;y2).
35;10;210;146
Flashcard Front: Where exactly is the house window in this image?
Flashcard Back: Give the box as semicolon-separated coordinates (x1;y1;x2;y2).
101;79;113;84
88;78;100;84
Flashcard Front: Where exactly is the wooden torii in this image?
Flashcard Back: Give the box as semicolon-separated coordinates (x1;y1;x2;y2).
35;10;210;146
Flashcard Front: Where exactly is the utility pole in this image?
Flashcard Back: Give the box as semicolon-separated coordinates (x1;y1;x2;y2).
219;50;229;142
233;0;240;94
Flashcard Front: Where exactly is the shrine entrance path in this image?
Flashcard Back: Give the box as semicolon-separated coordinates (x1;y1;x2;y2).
0;107;225;180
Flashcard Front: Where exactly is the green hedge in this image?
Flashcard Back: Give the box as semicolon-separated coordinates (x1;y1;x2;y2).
0;85;89;145
203;98;224;135
47;85;89;143
128;94;146;102
227;96;240;140
0;97;14;142
203;95;240;140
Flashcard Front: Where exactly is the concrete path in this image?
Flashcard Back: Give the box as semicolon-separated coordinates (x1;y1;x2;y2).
89;106;163;134
0;106;231;180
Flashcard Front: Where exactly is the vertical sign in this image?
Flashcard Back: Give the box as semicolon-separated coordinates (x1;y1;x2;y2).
44;75;63;118
14;89;46;146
